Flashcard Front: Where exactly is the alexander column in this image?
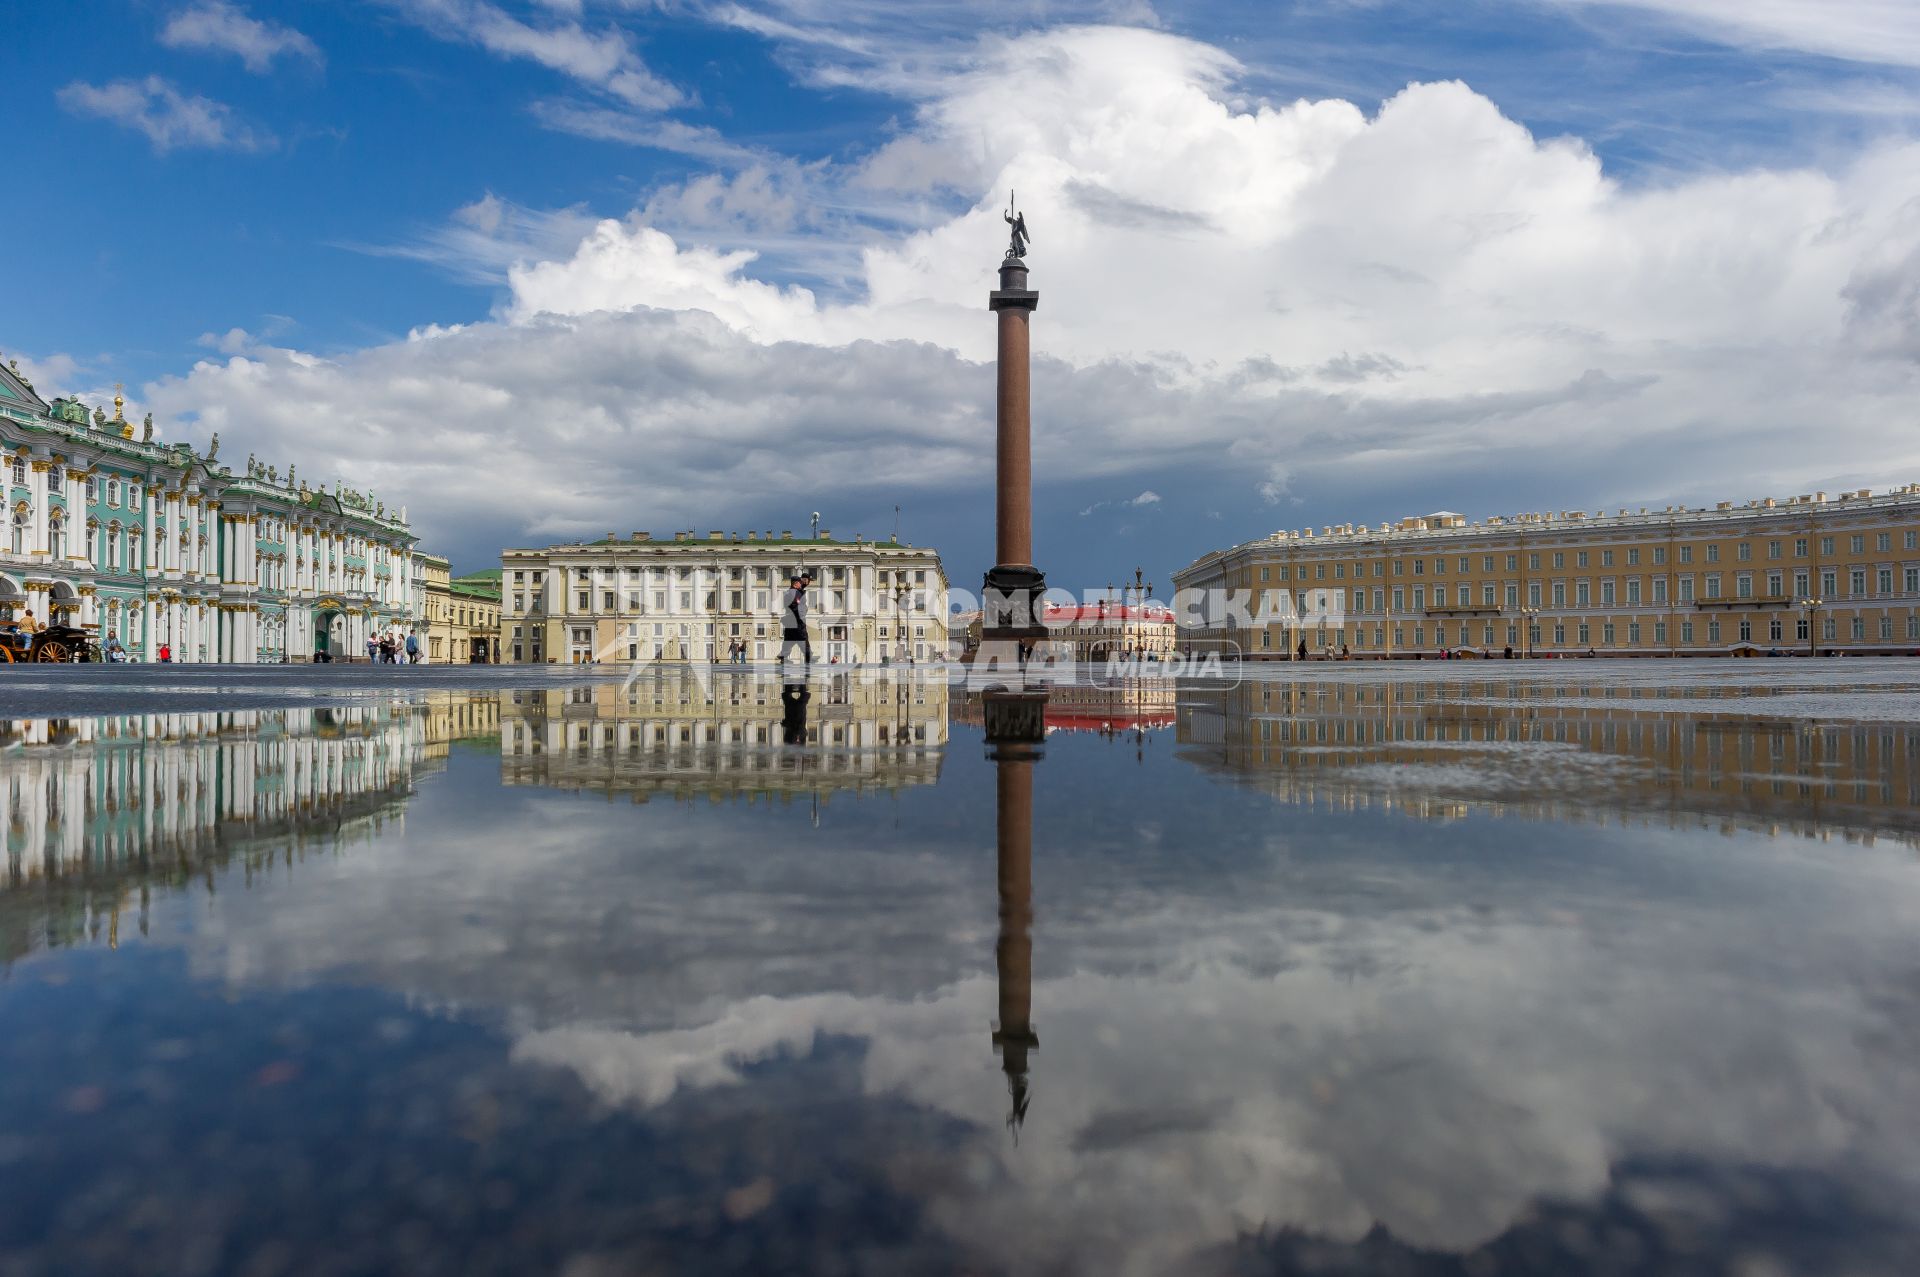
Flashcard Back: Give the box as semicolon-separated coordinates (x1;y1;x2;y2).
982;196;1047;648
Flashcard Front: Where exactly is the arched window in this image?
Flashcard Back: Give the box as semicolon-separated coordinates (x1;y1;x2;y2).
129;529;143;572
107;479;120;507
48;511;65;559
107;522;122;572
87;520;100;564
12;505;31;555
8;458;24;487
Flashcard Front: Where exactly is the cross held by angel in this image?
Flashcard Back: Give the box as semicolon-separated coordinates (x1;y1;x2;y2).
1004;193;1030;259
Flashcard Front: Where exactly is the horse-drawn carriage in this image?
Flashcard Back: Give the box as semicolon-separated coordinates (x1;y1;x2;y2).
0;624;96;663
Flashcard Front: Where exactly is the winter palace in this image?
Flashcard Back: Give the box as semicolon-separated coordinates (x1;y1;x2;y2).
1176;484;1920;658
0;357;416;661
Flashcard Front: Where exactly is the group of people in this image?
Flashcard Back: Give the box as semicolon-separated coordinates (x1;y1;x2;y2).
365;630;422;664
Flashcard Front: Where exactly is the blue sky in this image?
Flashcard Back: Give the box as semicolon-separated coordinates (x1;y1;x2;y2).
7;1;1920;588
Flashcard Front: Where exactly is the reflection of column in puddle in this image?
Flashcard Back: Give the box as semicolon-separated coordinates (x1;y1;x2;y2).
984;689;1046;1136
993;750;1038;1132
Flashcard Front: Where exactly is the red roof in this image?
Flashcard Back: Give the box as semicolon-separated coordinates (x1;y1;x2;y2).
1045;708;1177;731
1042;604;1175;624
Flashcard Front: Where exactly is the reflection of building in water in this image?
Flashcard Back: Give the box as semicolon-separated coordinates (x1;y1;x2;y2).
420;693;502;758
0;706;441;962
1179;678;1920;844
499;671;949;801
955;679;1176;739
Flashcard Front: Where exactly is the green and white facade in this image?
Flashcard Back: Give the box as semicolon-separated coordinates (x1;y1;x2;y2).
0;359;416;662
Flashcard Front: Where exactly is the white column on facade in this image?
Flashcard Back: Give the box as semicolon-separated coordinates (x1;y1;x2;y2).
160;493;175;572
27;462;48;553
61;470;80;563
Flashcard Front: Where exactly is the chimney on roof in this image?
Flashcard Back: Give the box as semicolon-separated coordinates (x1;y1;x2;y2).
747;531;757;541
709;530;724;541
818;529;830;540
632;531;650;541
781;530;793;540
1816;491;1826;502
606;531;615;542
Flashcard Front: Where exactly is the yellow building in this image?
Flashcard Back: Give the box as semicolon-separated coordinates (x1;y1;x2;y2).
1174;485;1920;657
420;557;501;663
500;529;948;665
418;553;450;656
447;569;501;663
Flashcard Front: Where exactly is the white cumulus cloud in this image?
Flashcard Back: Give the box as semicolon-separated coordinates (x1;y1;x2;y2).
150;24;1920;571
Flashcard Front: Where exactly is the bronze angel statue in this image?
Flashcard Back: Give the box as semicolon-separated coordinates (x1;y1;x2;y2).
1004;194;1030;259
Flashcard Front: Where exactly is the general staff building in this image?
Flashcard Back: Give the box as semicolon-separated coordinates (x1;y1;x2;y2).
1175;485;1920;657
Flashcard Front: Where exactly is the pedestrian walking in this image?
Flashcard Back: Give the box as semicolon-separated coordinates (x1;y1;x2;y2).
158;640;171;664
405;630;420;664
779;572;813;666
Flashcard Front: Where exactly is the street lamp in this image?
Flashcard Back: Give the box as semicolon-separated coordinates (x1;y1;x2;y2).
1124;566;1152;661
1519;605;1540;658
1798;596;1822;657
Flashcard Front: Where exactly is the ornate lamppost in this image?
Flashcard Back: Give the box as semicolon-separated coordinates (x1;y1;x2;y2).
1799;596;1822;657
1519;605;1540;658
1123;566;1153;659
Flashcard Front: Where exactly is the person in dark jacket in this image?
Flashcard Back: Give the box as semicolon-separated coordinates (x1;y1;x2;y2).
779;572;814;665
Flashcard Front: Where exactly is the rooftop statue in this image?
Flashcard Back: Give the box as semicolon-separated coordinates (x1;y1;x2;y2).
142;412;153;442
207;432;220;462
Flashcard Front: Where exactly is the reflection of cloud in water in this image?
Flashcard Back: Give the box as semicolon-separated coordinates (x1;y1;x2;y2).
508;903;1920;1274
135;723;1920;1276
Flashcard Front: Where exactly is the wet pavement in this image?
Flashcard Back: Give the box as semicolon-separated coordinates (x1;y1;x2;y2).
2;660;1919;1276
